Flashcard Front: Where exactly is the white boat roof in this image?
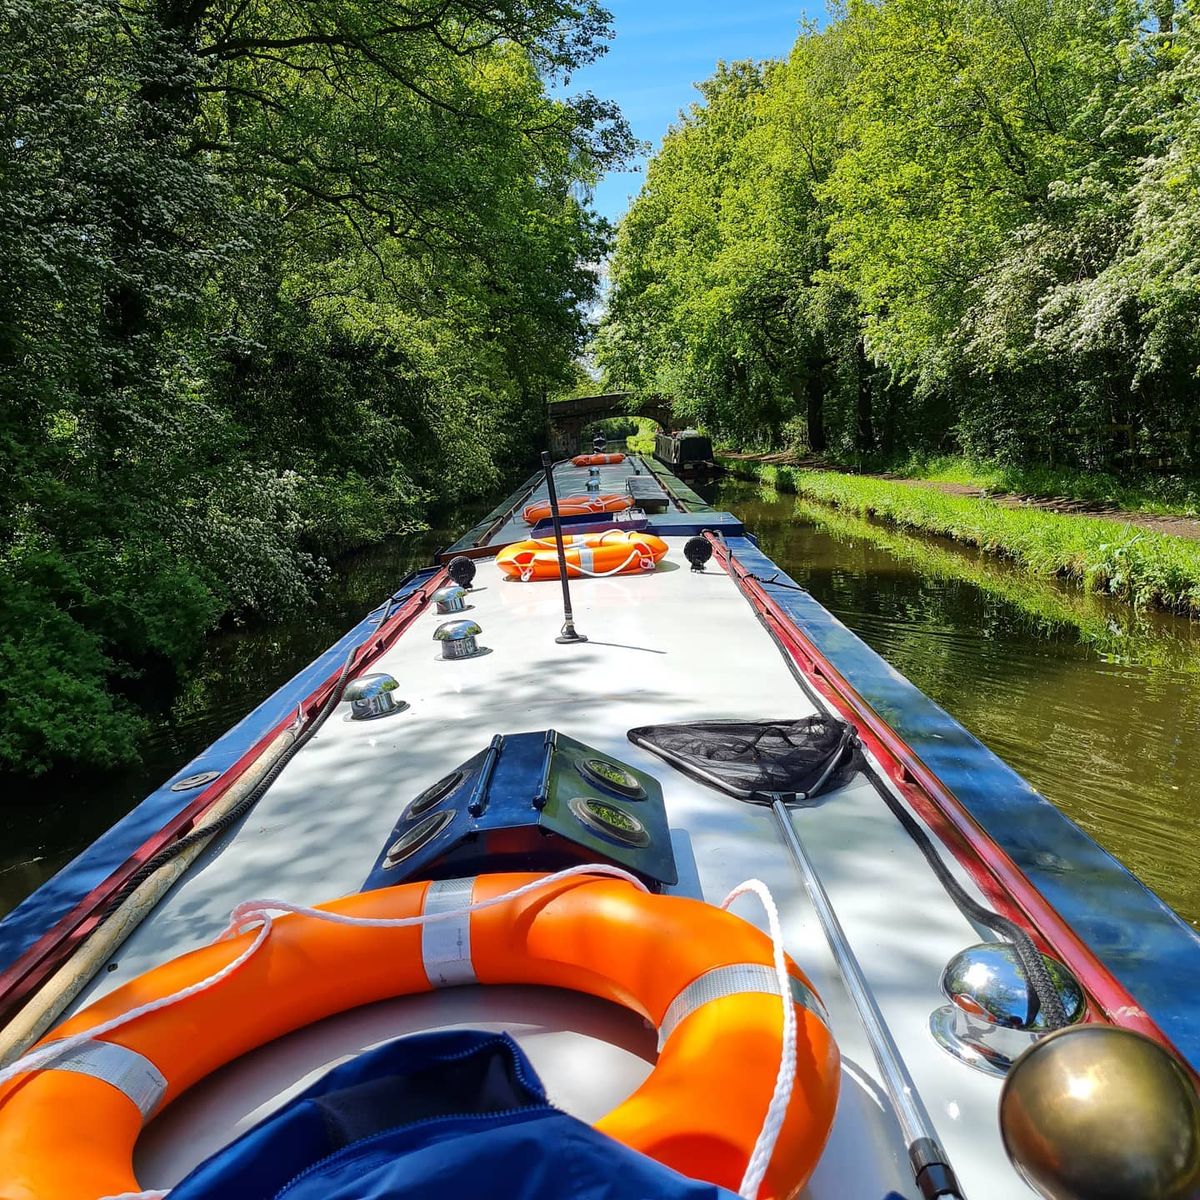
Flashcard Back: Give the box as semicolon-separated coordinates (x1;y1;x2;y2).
65;477;1036;1197
4;451;1195;1200
483;457;669;546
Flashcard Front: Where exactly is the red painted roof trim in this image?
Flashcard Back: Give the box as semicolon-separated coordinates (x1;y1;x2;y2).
0;571;445;1026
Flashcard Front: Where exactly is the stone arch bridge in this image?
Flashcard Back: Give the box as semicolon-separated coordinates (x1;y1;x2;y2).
546;392;672;458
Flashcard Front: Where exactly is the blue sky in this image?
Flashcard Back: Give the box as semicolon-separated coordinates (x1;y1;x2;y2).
571;2;814;225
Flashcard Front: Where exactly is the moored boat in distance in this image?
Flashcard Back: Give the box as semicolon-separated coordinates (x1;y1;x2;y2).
655;427;715;472
0;453;1197;1200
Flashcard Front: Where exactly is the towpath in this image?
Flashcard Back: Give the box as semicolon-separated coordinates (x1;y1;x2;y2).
718;451;1200;542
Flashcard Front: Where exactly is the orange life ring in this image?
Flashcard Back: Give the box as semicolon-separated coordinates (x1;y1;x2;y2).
571;452;625;466
497;530;668;581
522;493;633;524
0;873;839;1200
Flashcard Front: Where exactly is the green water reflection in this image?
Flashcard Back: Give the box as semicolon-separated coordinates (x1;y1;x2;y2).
702;476;1200;928
0;506;489;918
5;483;1198;932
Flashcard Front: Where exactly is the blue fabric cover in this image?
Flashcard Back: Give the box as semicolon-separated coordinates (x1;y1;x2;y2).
169;1029;739;1200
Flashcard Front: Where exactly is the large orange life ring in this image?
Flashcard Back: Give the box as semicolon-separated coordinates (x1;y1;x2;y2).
0;873;839;1200
571;452;625;466
522;492;633;524
497;530;668;581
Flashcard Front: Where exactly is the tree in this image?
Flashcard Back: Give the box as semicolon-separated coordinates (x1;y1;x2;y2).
599;0;1200;469
0;0;631;776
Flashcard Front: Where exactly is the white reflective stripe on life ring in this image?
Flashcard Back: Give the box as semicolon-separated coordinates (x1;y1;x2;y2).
657;962;829;1050
40;1038;167;1120
421;876;477;986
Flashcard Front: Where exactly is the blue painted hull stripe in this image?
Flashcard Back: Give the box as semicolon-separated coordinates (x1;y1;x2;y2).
0;569;441;975
723;535;1200;1072
6;519;1197;1075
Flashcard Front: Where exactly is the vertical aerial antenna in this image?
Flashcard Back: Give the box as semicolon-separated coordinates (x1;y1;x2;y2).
541;451;587;644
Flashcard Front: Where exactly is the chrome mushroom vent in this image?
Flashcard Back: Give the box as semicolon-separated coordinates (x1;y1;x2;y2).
930;942;1085;1076
342;673;408;721
434;619;487;659
432;585;470;615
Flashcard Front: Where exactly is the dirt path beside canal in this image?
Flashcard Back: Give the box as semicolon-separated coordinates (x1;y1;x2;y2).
718;451;1200;542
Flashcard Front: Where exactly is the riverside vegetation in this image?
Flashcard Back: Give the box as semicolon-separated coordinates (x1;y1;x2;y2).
1;0;631;776
796;496;1200;667
790;497;1200;671
726;460;1200;613
597;0;1200;474
878;457;1200;519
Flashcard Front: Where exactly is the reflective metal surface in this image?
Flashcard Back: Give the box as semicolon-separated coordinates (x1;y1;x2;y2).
433;619;486;659
932;943;1085;1076
718;532;1200;1076
169;770;222;792
402;771;465;820
383;810;456;868
579;757;645;799
1000;1025;1200;1199
432;585;469;615
568;796;649;846
773;800;960;1192
342;672;408;721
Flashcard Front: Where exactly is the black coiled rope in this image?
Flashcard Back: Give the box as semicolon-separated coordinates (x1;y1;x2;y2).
99;593;403;924
867;767;1069;1028
743;565;1071;1029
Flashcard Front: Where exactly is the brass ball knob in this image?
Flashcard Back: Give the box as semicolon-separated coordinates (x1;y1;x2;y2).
999;1025;1200;1199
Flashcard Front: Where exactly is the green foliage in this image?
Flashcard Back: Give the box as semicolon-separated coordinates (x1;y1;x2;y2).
581;415;658;451
625;418;658;454
792;499;1200;673
600;0;1200;473
730;463;1200;613
883;456;1200;517
0;574;147;777
0;0;630;775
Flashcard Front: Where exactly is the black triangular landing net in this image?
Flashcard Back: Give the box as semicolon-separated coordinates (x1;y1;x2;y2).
627;717;858;805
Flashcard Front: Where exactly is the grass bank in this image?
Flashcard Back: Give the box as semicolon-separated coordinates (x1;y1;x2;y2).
724;460;1200;614
719;448;1200;517
792;499;1200;671
889;454;1200;517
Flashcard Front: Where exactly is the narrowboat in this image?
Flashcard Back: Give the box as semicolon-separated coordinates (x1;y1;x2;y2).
0;452;1197;1200
654;428;716;472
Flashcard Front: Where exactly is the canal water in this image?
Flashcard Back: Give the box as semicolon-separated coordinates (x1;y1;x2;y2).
0;504;490;920
697;475;1200;928
4;481;1198;931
